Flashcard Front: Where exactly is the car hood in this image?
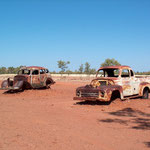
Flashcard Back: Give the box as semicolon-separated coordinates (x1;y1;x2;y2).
14;75;28;81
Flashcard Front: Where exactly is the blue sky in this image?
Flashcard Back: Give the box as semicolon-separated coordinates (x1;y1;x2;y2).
0;0;150;72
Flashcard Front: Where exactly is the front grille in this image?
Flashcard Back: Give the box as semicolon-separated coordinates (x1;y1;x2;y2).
81;91;99;98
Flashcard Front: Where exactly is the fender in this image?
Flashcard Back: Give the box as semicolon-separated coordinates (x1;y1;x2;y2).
45;77;55;85
107;85;123;100
139;82;150;96
13;80;24;90
98;85;124;101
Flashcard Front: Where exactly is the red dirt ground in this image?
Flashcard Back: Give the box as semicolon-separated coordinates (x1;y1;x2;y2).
0;81;150;150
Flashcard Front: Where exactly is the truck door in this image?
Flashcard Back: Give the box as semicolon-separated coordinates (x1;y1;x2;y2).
130;69;140;95
121;69;132;96
31;69;40;88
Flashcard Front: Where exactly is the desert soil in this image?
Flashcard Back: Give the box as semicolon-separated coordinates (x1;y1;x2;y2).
0;81;150;150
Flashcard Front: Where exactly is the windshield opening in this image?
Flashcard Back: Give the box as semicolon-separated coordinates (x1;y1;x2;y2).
97;69;120;77
18;69;30;75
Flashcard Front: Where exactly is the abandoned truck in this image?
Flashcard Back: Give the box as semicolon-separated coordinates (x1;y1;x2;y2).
74;66;150;102
0;66;55;91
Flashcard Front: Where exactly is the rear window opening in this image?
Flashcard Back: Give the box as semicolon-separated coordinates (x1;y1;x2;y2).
40;69;45;74
46;69;49;73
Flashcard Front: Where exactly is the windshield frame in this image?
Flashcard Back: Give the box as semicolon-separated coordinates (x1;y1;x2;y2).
18;69;31;75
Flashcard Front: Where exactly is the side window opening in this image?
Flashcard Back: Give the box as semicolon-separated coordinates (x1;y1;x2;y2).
32;70;39;75
40;69;45;74
121;69;130;77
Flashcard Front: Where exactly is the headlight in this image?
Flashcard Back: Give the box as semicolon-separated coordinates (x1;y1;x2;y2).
100;91;105;97
76;91;81;97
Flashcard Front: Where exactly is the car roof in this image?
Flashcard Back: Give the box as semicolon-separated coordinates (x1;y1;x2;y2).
21;66;47;70
98;65;131;70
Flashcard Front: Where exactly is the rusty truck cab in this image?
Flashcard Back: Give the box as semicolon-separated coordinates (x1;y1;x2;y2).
96;66;140;97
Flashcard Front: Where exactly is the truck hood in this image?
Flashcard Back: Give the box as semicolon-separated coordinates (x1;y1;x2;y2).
76;85;99;92
94;77;118;81
76;84;122;92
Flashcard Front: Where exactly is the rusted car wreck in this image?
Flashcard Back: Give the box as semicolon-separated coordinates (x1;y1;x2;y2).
74;66;150;102
0;66;55;91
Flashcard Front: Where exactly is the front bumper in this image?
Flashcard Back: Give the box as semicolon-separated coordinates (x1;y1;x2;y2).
73;96;108;101
0;87;20;90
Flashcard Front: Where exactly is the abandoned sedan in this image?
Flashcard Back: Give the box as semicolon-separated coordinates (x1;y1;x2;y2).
0;66;55;91
74;66;150;102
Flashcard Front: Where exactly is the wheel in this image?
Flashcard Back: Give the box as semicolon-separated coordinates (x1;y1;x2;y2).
142;88;149;99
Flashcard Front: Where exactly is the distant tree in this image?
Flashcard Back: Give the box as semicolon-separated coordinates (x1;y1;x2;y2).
7;67;15;74
66;70;73;74
89;68;96;74
0;66;24;74
84;62;91;74
135;71;150;75
74;70;79;74
0;67;7;74
57;60;70;73
78;64;84;74
50;71;57;74
101;58;121;67
14;66;22;74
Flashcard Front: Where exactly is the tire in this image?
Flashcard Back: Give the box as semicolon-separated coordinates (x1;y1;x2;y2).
142;88;149;99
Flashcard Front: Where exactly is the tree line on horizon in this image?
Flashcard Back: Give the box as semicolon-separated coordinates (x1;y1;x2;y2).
0;58;150;75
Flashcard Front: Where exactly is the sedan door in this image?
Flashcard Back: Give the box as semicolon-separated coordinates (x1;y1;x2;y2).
31;69;40;88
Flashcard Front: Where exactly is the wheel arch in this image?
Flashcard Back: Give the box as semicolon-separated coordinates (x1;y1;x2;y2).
139;82;150;96
45;77;55;85
110;90;121;100
105;85;123;101
142;87;150;94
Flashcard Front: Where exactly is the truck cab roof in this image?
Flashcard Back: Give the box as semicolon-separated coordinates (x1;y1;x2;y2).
98;66;131;70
